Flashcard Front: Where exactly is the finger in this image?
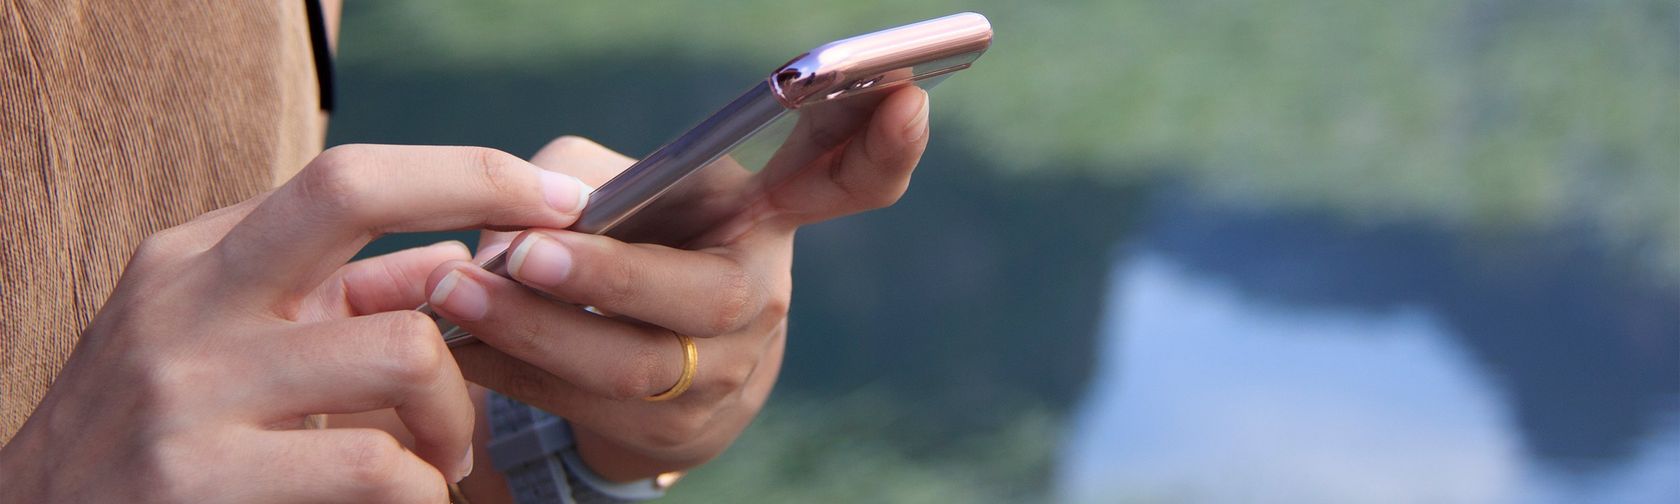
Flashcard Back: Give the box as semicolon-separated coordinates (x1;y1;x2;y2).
298;241;474;322
250;428;450;503
477;135;633;283
767;86;929;223
501;229;789;337
424;261;690;400
529;135;636;186
213;144;593;305
454;325;782;465
570;325;786;471
253;311;474;482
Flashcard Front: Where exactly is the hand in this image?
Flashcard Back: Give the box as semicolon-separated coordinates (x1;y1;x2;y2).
0;145;594;503
428;86;932;480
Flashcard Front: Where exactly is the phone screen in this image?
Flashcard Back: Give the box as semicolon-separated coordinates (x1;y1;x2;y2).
597;85;915;249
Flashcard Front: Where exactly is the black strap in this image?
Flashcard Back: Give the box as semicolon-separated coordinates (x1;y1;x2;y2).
304;0;335;112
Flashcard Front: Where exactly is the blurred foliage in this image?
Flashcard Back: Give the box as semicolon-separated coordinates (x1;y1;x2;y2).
660;391;1061;503
346;0;1680;279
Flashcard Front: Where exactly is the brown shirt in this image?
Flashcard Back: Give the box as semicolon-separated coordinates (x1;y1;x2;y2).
1;1;327;443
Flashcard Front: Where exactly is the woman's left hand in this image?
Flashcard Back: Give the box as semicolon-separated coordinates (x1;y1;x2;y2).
428;86;931;481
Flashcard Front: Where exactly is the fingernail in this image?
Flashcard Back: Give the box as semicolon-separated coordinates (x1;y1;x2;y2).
429;270;488;321
509;235;573;287
538;170;594;214
455;445;474;483
903;89;930;142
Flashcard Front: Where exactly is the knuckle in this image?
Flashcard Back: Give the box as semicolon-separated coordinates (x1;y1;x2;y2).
299;145;375;216
131;229;195;268
703;266;757;336
761;291;792;321
487;309;546;356
707;358;755;393
131;225;216;273
382;313;447;385
391;309;445;340
467;147;526;197
146;434;208;501
141;361;213;414
503;368;552;402
594;253;640;308
339;432;407;490
860;182;907;210
828;158;907;210
608;343;665;400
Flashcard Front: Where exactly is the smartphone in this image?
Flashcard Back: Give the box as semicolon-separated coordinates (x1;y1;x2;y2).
429;12;993;346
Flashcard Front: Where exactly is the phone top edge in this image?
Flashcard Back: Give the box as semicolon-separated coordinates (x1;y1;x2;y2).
770;12;993;108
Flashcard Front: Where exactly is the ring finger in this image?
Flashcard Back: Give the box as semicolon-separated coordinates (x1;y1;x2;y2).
425;260;707;401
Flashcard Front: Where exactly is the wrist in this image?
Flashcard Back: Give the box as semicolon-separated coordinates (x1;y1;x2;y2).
572;427;688;483
486;392;669;503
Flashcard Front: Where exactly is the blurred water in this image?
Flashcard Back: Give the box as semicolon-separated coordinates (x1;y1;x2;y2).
1062;254;1526;502
1056;193;1679;503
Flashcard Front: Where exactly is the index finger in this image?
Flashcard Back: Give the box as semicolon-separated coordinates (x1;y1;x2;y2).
213;144;593;307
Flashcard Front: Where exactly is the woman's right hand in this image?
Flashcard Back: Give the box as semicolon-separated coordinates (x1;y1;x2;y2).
0;145;593;503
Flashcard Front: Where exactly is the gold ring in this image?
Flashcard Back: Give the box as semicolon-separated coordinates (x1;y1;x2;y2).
644;333;697;402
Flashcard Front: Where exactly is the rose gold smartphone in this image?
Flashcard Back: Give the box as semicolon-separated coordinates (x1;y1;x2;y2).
429;12;993;346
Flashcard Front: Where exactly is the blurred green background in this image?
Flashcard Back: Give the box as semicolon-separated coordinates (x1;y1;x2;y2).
333;1;1677;502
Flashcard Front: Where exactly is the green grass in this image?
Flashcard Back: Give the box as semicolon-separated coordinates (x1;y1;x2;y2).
660;391;1063;503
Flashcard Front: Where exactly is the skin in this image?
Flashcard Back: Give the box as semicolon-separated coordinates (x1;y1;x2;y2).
0;86;930;502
